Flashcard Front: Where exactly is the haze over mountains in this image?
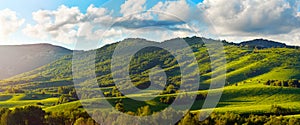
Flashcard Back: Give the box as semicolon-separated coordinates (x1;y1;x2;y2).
0;44;72;79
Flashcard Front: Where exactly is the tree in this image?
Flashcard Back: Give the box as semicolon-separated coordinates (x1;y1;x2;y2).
69;89;78;99
115;102;125;112
253;46;259;53
137;105;151;116
74;117;86;125
41;89;47;95
160;96;175;104
0;110;12;125
23;106;46;125
0;106;45;125
57;95;72;104
288;80;294;87
179;113;198;125
265;80;271;85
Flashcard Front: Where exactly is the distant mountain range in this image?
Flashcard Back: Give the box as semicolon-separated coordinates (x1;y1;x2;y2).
0;43;72;79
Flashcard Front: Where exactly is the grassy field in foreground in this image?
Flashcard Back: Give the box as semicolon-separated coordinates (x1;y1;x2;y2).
0;93;58;108
1;78;300;115
41;82;300;115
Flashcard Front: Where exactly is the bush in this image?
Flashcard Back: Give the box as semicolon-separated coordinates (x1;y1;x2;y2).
270;104;292;115
264;79;300;88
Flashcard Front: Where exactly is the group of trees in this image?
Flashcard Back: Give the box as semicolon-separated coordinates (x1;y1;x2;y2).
57;86;75;95
1;104;300;125
0;106;45;125
178;112;300;125
264;79;300;88
5;86;24;93
0;106;97;125
103;86;123;97
159;93;207;104
270;104;292;115
56;86;78;105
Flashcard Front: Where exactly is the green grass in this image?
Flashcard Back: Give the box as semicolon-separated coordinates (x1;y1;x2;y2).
6;93;54;101
0;93;58;109
190;83;300;114
43;82;300;115
2;42;300;117
253;68;300;80
6;94;27;101
0;97;58;109
0;94;12;101
1;79;300;116
197;102;300;115
45;100;82;112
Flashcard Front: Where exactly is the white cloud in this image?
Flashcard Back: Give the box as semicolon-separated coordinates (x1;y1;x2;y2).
84;5;114;26
22;2;194;46
266;28;300;45
23;5;82;44
200;0;300;35
19;0;300;48
23;5;116;44
48;5;83;31
0;9;25;38
150;0;191;21
120;0;147;16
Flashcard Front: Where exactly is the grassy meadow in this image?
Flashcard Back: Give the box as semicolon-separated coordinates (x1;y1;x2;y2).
1;37;300;124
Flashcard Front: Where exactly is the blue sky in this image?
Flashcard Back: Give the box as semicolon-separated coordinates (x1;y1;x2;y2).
0;0;202;22
0;0;299;50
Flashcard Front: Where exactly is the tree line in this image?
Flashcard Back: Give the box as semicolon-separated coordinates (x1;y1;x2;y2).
264;79;300;88
1;105;300;125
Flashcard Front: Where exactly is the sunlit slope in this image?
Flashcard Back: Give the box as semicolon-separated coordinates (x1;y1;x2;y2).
0;93;58;108
203;47;300;84
1;37;300;90
44;82;300;114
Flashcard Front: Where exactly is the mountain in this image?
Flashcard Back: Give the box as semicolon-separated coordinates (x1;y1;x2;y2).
0;43;72;79
1;37;300;91
239;39;288;48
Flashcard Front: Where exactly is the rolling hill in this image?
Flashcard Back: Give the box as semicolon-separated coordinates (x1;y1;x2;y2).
1;37;300;124
1;37;300;91
0;43;72;79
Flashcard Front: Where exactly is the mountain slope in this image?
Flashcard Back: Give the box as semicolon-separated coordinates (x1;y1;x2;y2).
239;39;288;48
1;37;300;91
0;43;72;79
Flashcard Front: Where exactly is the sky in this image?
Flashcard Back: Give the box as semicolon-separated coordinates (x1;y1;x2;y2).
0;0;299;50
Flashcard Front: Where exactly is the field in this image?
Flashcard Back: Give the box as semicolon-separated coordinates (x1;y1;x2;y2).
1;38;300;124
2;78;300;117
0;93;58;108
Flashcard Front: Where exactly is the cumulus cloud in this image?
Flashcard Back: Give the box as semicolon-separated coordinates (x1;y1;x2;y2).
23;5;82;44
113;0;196;33
23;2;195;46
120;0;147;16
20;0;300;48
200;0;300;35
23;5;115;44
83;5;114;26
150;0;192;21
0;9;25;37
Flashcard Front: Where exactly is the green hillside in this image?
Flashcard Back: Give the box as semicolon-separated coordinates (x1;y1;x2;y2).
1;37;300;124
1;37;300;91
